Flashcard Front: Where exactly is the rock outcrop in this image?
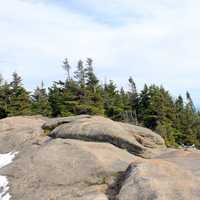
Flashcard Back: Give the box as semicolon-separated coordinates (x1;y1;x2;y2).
2;139;140;200
115;160;200;200
46;116;165;158
0;116;45;153
42;115;91;131
0;115;200;200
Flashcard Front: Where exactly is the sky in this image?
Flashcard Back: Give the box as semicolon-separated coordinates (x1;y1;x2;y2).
0;0;200;104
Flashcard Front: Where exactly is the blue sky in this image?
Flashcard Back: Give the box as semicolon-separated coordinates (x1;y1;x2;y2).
0;0;200;104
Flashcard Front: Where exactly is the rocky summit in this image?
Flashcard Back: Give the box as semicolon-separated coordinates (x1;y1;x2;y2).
0;115;200;200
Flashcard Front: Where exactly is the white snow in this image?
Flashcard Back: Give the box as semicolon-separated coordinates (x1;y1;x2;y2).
0;152;18;200
0;153;18;169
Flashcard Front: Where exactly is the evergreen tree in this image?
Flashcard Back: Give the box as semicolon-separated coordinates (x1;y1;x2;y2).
0;75;9;118
174;95;185;143
31;82;51;116
85;58;99;93
84;58;104;115
62;79;82;116
138;84;150;124
186;91;196;113
127;77;138;124
8;72;31;116
62;57;71;81
120;87;130;111
74;60;86;89
48;82;65;117
180;92;198;145
0;74;3;85
104;80;124;119
0;81;11;118
1;58;200;149
128;77;138;109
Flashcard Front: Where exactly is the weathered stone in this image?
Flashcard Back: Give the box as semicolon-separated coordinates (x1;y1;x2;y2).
48;116;165;158
1;115;199;200
0;116;46;153
116;159;200;200
42;115;91;131
1;139;139;200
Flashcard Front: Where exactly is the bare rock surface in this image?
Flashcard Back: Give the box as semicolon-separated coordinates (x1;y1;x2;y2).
154;148;200;176
1;139;140;200
116;158;200;200
48;116;165;158
0;115;200;200
0;116;140;200
42;115;91;131
0;116;46;153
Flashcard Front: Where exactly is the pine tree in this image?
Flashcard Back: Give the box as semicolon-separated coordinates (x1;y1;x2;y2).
84;58;104;115
120;87;130;111
62;79;81;116
103;80;124;120
48;82;64;117
138;84;150;124
8;72;31;116
1;58;200;148
85;58;99;92
63;57;71;81
186;91;196;113
31;82;51;116
74;60;86;89
174;95;185;143
181;92;198;145
127;77;138;124
0;75;9;118
0;74;3;85
73;59;102;115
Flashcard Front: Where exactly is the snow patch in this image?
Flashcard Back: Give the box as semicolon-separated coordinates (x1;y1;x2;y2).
0;152;18;200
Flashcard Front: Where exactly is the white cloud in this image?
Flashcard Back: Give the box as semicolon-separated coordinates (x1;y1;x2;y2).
0;0;200;104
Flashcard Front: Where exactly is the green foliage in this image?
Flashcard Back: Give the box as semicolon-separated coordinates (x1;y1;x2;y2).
155;122;180;147
0;78;10;118
8;72;31;116
48;82;66;117
1;58;200;148
31;82;51;116
104;81;124;120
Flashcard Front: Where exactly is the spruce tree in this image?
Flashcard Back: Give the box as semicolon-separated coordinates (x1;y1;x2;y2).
73;59;102;115
8;72;31;116
138;84;150;124
1;58;200;148
120;87;130;111
48;82;64;117
0;75;9;118
85;58;104;115
181;92;198;145
62;58;71;81
104;80;123;120
174;95;185;143
74;60;86;89
127;77;138;124
31;82;51;116
85;58;99;92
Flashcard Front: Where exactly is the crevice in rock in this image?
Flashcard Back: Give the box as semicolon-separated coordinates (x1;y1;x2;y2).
106;165;133;200
49;133;147;158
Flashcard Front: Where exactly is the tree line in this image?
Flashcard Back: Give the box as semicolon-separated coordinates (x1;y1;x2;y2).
0;58;200;147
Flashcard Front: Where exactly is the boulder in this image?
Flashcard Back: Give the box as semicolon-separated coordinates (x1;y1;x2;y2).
48;116;165;158
2;115;199;200
115;159;200;200
0;116;46;153
1;139;140;200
